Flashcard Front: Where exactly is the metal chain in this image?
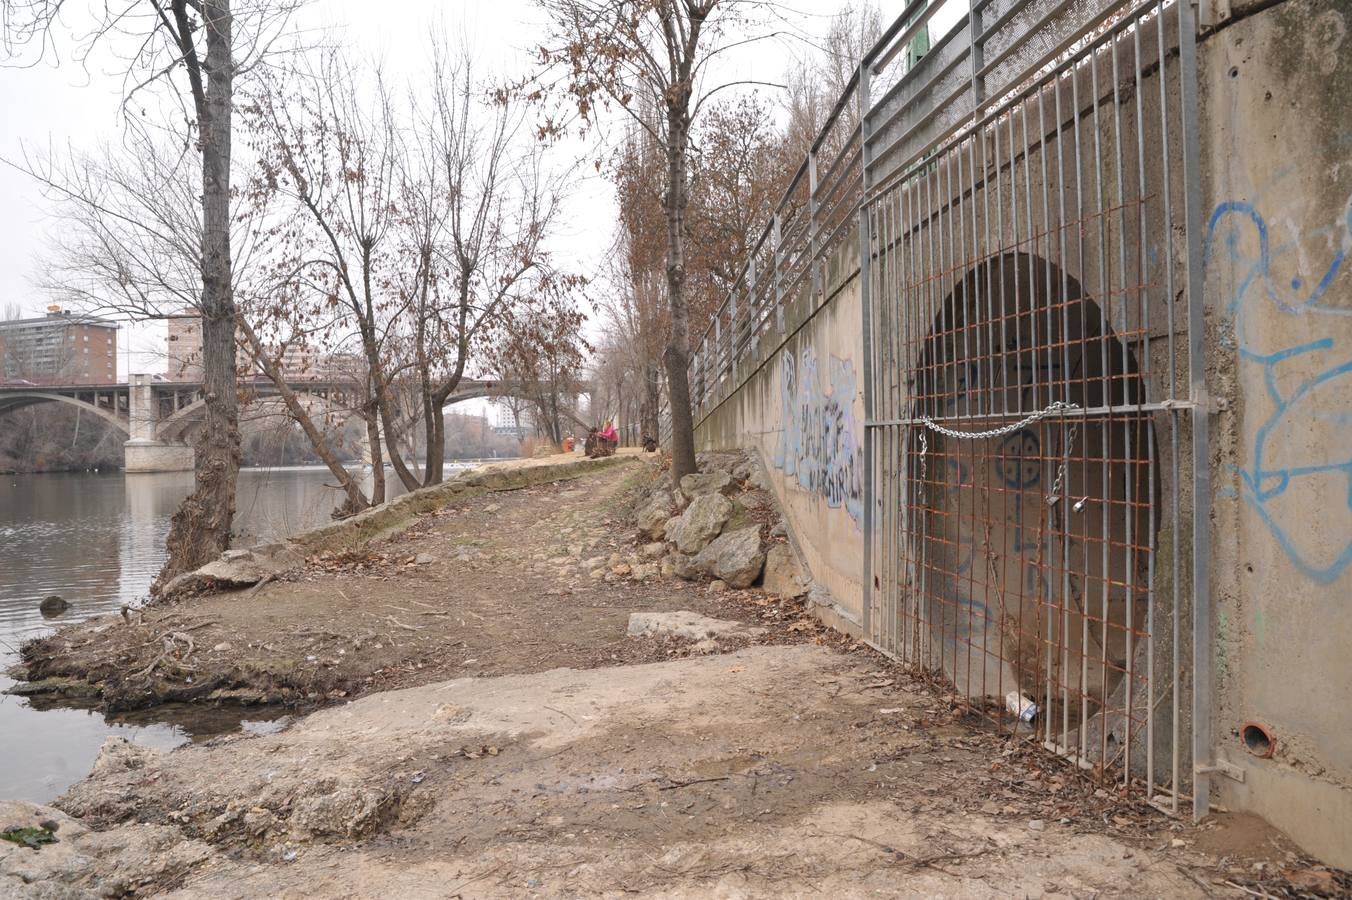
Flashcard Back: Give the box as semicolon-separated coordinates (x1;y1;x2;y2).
912;400;1082;506
920;399;1080;441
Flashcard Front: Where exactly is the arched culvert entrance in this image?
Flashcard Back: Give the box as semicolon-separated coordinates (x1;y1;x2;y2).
904;251;1157;761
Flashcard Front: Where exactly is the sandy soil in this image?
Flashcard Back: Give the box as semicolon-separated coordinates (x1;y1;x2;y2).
3;456;1344;898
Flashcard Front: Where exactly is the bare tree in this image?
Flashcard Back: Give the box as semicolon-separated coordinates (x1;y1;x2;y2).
412;43;568;485
532;0;781;481
3;0;301;591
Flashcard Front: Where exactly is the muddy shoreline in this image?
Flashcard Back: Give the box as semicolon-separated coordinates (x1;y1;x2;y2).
8;454;644;716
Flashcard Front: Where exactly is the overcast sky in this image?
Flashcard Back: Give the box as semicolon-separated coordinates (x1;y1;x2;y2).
0;0;959;390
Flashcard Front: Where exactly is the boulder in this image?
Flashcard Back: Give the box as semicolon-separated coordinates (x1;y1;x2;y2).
670;553;700;580
693;525;766;589
696;451;743;474
763;544;810;599
678;471;732;500
664;493;733;554
38;595;69;616
162;542;305;595
734;491;770;512
626;611;764;641
636;490;677;540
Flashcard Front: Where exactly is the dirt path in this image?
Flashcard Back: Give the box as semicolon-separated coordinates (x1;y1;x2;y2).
3;458;1340;898
15;455;804;713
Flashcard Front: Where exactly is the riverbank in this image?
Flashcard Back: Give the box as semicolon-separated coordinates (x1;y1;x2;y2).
3;452;1343;898
9;453;660;714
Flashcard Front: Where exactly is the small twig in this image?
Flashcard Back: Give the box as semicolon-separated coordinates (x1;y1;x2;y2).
657;775;731;790
544;705;578;724
386;616;423;632
1176;865;1218;897
445;864;503;897
247;574;277;597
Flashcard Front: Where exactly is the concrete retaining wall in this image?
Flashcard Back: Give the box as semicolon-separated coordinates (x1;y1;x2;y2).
695;236;868;632
1201;0;1352;867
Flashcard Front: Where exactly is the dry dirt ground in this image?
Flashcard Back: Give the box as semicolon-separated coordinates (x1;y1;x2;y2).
3;456;1344;898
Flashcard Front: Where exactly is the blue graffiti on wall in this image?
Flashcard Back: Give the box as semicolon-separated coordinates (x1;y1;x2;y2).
1207;196;1352;583
773;346;865;527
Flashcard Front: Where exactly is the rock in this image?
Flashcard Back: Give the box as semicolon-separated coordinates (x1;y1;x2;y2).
483;503;502;514
664;493;733;554
670;553;700;580
611;563;632;577
287;777;396;839
88;738;159;778
636;490;678;540
763;544;810;599
38;595;69;616
583;555;608;571
693;525;766;589
589;568;606;580
630;563;658;581
749;465;774;492
734;491;769;512
659;560;677;578
731;459;755;481
626;611;765;641
639;542;666;560
0;799;209;900
709;580;728;594
1028;819;1046;832
678;471;732;500
769;520;787;538
163;542;305;594
3;677;100;700
696;452;743;474
414;553;435;565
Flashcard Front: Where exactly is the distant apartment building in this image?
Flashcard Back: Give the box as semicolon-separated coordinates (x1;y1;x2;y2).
165;312;204;382
0;307;118;385
165;313;325;382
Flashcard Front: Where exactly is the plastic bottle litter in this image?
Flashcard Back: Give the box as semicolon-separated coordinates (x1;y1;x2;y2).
1005;691;1039;723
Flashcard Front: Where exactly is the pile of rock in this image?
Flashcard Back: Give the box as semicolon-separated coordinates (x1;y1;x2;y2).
627;451;811;597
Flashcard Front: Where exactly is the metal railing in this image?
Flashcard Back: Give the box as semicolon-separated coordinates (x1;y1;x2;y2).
686;0;1208;818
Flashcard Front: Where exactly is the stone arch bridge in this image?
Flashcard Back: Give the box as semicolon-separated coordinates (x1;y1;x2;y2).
0;375;587;472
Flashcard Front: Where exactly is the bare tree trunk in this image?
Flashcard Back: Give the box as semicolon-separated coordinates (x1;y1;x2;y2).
663;117;697;481
424;403;446;484
239;319;370;513
643;363;660;441
365;405;386;504
377;391;420;492
154;0;240;593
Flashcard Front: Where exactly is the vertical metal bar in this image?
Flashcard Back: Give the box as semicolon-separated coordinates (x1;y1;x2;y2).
969;0;985;119
809;151;820;299
774;214;786;334
1178;0;1212;823
860;64;876;643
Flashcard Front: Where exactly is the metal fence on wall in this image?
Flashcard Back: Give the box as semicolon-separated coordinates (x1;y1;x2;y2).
688;0;1210;817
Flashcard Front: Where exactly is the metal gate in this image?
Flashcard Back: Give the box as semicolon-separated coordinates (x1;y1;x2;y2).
861;0;1207;814
684;0;1210;819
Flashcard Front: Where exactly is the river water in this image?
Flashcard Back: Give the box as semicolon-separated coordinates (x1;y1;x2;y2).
0;466;457;804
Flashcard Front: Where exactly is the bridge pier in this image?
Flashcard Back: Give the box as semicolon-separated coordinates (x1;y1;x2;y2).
124;374;194;473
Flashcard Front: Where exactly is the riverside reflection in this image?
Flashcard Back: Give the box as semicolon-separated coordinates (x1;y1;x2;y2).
0;466;418;803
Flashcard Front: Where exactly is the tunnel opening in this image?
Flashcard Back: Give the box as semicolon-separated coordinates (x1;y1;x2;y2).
903;251;1158;755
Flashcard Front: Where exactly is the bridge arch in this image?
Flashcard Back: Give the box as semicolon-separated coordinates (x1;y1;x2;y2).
0;393;130;439
158;391;367;445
